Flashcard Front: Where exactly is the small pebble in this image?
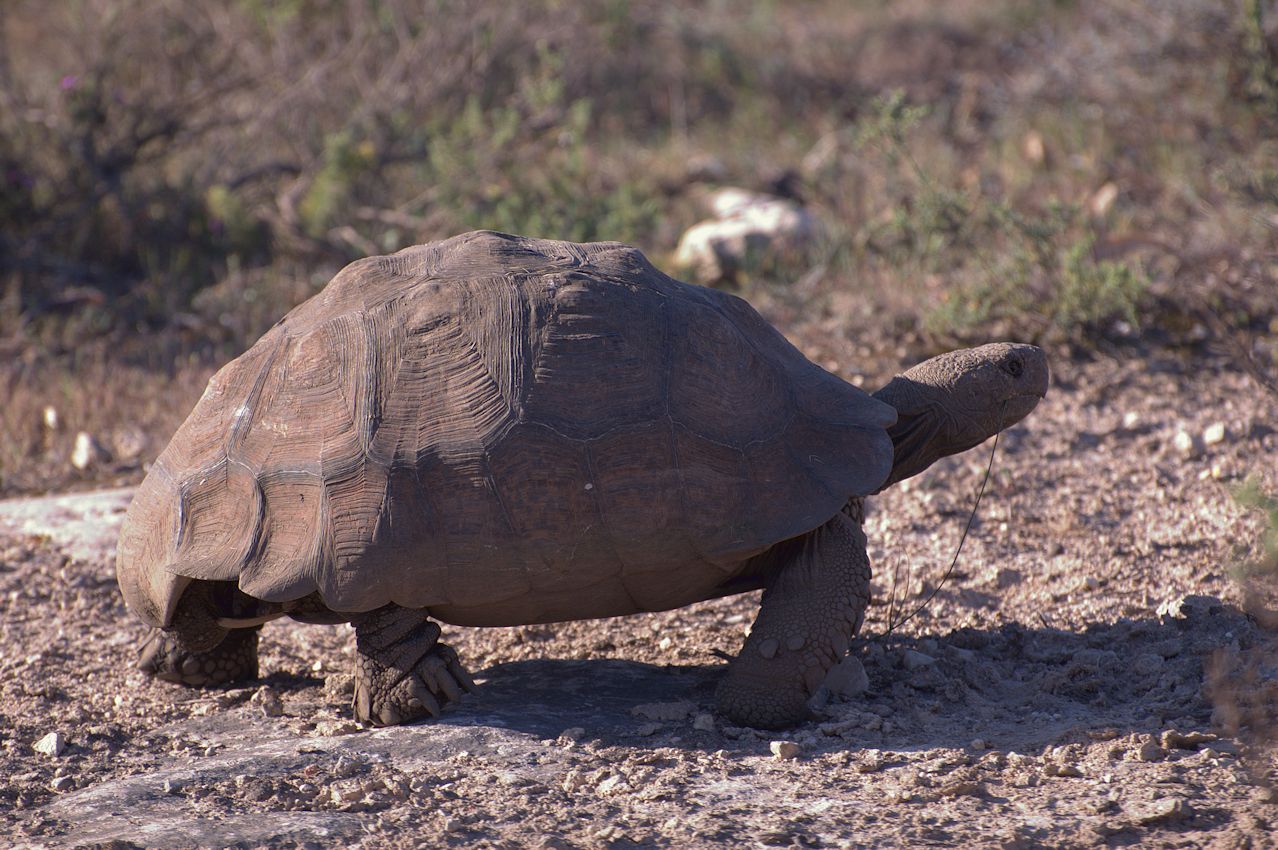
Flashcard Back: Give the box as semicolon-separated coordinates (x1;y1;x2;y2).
313;720;361;737
251;686;284;717
822;655;869;698
770;741;801;760
902;650;936;671
70;431;107;470
33;732;65;758
596;774;624;795
1157;594;1223;622
969;738;987;751
49;776;74;792
693;713;716;732
1134;797;1190;826
329;780;364;804
1043;762;1083;778
1171;429;1200;458
1160;730;1216;750
1136;740;1167;762
1203;422;1226;445
938;780;984;798
856;750;885;773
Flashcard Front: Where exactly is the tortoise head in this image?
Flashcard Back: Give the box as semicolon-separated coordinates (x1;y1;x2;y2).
870;342;1049;491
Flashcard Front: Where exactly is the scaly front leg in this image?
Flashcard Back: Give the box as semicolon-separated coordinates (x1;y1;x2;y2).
715;512;870;728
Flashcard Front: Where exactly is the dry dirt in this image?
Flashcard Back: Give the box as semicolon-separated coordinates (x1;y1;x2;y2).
2;350;1278;849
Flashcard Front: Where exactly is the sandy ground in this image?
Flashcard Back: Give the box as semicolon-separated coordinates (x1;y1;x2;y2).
2;350;1278;849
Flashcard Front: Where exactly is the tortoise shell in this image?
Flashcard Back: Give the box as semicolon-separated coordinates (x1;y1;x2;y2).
116;231;896;629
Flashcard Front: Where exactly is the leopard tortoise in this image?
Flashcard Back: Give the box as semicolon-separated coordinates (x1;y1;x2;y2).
116;230;1048;729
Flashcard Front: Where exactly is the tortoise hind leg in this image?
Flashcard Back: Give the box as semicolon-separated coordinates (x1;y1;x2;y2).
715;511;870;729
137;625;261;686
135;580;269;686
350;605;477;726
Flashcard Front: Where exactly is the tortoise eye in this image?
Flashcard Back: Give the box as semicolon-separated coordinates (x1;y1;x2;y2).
1003;357;1024;378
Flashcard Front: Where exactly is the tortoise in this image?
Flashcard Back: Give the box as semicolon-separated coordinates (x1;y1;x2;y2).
116;230;1048;730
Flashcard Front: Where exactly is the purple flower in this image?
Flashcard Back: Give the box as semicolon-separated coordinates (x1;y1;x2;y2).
60;75;80;91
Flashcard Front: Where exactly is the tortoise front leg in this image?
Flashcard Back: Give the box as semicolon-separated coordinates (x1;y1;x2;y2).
350;605;477;726
715;512;870;728
137;625;261;686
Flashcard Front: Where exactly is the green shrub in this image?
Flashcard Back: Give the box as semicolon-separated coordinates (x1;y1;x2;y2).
1233;476;1278;586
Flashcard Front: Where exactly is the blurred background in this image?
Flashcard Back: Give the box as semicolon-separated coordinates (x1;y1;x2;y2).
1;0;1276;496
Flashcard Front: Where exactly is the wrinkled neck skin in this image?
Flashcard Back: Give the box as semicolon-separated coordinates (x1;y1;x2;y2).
870;343;1049;492
871;376;986;492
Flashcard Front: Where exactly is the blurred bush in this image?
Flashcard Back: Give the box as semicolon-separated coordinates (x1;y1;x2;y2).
0;0;1274;359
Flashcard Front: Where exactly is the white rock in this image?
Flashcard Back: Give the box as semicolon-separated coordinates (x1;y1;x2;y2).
329;780;364;804
1203;422;1227;445
251;686;284;717
770;740;801;760
1171;429;1200;458
693;712;716;732
1088;182;1119;217
33;732;65;757
821;655;869;699
1156;594;1223;622
709;187;773;218
70;431;108;471
596;774;625;795
42;406;60;431
673;191;818;283
902;649;936;671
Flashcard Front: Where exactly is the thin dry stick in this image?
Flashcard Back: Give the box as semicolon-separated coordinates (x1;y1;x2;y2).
884;400;1007;637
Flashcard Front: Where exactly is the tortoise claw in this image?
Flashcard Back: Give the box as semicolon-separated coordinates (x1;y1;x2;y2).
408;681;442;718
351;607;476;726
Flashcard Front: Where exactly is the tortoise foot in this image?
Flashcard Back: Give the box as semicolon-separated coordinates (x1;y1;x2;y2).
137;626;260;687
716;512;869;730
715;674;813;730
351;606;477;726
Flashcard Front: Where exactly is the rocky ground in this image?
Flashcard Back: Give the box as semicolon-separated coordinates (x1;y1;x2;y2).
2;349;1278;849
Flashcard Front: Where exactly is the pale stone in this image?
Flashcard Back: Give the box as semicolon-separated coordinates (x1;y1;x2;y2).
33;732;65;757
70;432;107;471
902;650;936;671
673;191;818;283
821;656;869;699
